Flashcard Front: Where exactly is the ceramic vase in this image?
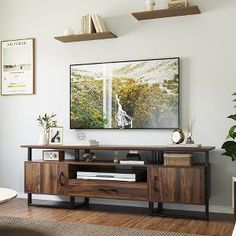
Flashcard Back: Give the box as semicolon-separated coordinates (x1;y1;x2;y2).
145;0;156;11
38;133;48;145
63;28;74;36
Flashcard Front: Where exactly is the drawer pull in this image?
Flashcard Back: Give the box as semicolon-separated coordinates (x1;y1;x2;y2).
59;172;64;186
99;188;118;193
154;176;158;192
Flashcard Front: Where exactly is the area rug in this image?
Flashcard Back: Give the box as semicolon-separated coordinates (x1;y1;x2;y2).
0;216;204;236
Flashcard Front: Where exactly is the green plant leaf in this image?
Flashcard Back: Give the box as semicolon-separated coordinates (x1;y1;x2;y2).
222;141;236;161
229;125;236;139
227;114;236;121
222;141;236;149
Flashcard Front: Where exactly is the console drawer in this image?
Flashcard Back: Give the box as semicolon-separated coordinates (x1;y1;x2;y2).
68;179;148;201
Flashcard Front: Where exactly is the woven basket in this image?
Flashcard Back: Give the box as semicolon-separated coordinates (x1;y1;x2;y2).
164;154;192;166
168;0;188;8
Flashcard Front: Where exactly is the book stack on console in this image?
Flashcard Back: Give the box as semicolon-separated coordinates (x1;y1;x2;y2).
120;153;145;165
77;140;99;146
119;160;145;165
81;14;108;34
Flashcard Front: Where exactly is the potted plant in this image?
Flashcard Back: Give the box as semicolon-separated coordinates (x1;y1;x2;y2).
222;93;236;161
37;113;57;145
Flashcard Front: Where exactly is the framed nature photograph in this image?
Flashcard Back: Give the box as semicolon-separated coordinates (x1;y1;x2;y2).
1;38;35;95
70;57;179;129
48;127;63;146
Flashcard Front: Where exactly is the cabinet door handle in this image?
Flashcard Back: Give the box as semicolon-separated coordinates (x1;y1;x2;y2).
59;172;64;186
154;176;158;192
98;188;118;193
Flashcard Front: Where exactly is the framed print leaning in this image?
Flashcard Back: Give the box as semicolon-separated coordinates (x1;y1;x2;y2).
1;38;35;95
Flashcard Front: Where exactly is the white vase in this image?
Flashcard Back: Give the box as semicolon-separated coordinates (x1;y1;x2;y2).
145;0;156;11
63;28;74;36
38;134;48;146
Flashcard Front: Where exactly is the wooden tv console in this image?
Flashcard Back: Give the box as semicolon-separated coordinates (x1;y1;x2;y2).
21;145;215;220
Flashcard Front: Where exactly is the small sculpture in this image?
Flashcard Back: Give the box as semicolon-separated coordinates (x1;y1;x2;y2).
81;153;96;162
186;117;195;144
145;0;156;11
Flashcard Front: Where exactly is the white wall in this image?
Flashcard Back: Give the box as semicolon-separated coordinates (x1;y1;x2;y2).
0;0;236;210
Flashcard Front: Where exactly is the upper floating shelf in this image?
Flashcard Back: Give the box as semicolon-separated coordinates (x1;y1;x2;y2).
54;32;117;43
132;5;201;21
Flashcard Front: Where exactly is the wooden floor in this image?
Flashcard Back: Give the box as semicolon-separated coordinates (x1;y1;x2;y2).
0;198;234;236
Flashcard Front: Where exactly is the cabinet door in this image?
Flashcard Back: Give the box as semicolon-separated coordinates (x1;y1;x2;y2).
41;163;68;195
25;162;41;193
25;162;68;195
148;166;205;204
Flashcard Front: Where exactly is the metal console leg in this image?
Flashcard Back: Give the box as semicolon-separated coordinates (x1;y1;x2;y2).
149;202;154;216
27;193;32;206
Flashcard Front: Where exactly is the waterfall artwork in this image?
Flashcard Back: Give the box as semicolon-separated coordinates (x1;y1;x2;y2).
70;58;179;129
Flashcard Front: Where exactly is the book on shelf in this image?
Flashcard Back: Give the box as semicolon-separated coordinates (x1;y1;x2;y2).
119;160;145;165
81;14;108;34
64;140;99;146
97;15;107;32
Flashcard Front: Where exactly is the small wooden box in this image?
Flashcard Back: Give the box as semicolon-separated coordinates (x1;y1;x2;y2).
42;150;65;161
164;153;192;166
168;0;188;8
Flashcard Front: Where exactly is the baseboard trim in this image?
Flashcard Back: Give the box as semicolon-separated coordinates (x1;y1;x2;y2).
17;193;233;214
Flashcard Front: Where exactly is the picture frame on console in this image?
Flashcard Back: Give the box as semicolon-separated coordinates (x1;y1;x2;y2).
1;38;35;95
48;127;63;146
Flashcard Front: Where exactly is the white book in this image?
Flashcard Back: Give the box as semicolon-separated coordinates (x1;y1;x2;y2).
81;16;85;34
119;160;145;165
85;14;89;34
91;14;101;33
97;15;107;32
64;142;99;146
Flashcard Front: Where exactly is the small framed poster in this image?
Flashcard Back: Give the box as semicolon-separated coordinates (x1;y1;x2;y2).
48;127;63;146
1;38;35;95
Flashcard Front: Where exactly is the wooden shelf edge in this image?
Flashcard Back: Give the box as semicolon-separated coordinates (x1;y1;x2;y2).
54;32;117;43
132;5;201;20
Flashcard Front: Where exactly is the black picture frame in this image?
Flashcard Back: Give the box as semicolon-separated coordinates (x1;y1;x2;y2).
70;57;180;130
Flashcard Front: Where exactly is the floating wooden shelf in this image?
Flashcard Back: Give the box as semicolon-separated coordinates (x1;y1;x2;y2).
54;32;117;43
132;5;201;20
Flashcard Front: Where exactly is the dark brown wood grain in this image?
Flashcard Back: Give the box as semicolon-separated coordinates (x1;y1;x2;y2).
54;32;117;43
25;162;68;195
21;144;215;152
132;6;201;21
148;166;206;204
68;179;148;201
25;162;41;193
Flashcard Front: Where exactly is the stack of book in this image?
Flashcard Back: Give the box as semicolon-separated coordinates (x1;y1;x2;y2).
119;153;145;165
81;14;108;34
77;140;99;146
65;140;99;146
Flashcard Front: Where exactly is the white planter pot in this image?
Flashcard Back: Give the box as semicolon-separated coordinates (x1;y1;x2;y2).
38;134;48;145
